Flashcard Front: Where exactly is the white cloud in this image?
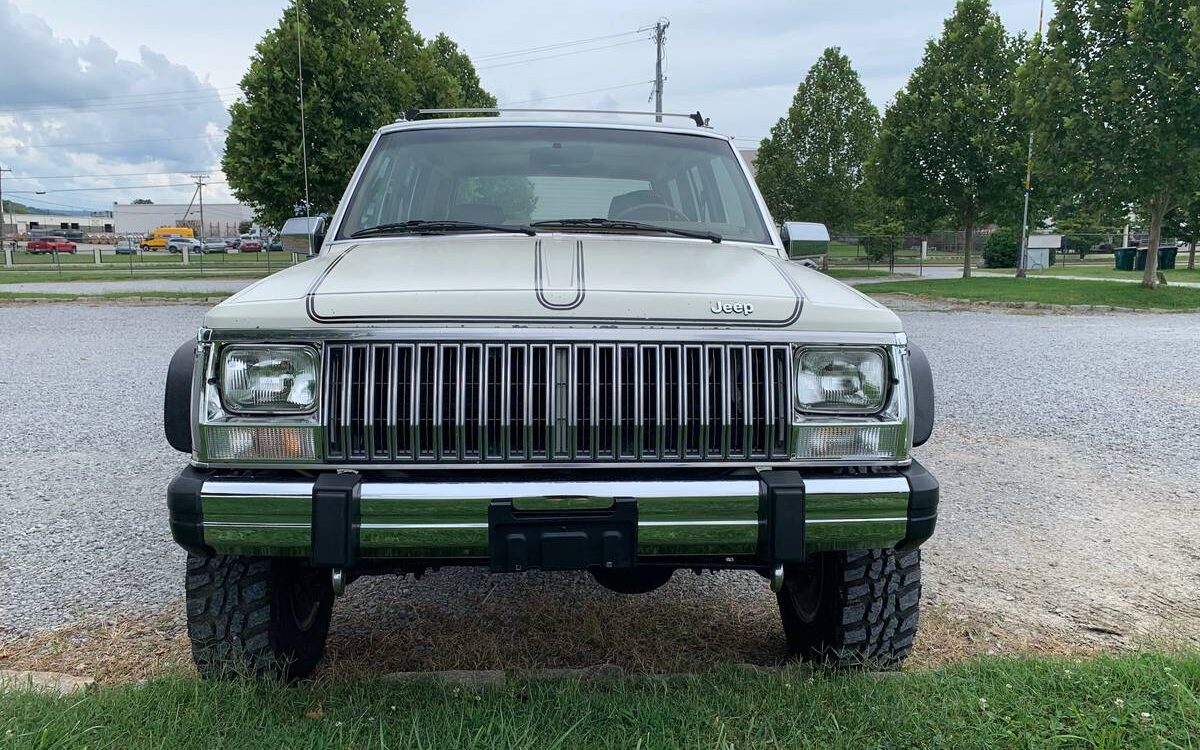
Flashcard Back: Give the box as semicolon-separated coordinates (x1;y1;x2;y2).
0;0;232;209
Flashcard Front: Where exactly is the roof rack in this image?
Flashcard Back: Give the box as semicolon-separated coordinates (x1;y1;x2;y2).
399;107;710;128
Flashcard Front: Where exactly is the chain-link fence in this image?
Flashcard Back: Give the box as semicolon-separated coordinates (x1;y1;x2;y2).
2;241;307;277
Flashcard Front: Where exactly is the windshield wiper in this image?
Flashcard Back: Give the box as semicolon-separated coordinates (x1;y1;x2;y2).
530;218;721;243
350;219;536;238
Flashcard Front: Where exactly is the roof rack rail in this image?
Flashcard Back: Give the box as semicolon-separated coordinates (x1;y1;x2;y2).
399;107;710;128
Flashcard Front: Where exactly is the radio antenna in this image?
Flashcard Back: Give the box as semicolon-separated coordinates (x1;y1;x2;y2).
295;1;312;230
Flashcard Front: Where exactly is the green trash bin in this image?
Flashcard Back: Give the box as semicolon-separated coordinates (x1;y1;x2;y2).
1114;247;1136;271
1158;245;1178;270
1135;248;1148;271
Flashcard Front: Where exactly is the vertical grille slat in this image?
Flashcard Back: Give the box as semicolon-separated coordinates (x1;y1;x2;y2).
324;341;794;465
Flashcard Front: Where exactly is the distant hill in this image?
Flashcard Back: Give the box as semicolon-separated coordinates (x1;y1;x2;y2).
2;199;91;216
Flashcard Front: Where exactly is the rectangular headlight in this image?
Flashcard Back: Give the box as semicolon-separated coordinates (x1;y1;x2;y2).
221;346;318;414
794;348;887;414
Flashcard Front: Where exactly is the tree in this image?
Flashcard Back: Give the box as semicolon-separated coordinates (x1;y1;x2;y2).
1028;1;1200;288
874;0;1024;277
131;198;154;205
222;0;494;228
755;48;879;232
1165;192;1200;271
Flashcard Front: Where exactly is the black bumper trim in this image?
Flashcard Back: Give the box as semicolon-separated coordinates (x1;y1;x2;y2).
759;470;806;563
167;465;213;556
311;473;362;568
897;459;939;550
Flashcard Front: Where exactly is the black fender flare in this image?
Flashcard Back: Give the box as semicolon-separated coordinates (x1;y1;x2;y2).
908;343;935;447
165;340;197;453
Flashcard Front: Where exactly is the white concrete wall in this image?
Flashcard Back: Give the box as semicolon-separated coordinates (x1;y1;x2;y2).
113;203;255;236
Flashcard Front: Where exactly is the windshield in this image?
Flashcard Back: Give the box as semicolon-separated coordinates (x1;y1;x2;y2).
337;126;770;244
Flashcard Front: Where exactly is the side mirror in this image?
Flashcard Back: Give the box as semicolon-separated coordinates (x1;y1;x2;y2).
781;221;830;261
280;216;327;256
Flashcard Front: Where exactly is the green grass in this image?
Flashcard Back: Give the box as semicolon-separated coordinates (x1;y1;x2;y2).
865;277;1200;310
823;268;895;279
1028;265;1200;282
0;269;267;284
1;654;1197;749
0;291;227;302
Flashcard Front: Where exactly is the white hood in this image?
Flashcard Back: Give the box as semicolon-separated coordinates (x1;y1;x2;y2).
205;234;901;334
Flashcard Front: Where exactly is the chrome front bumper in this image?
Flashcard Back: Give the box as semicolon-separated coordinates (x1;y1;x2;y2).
168;463;938;564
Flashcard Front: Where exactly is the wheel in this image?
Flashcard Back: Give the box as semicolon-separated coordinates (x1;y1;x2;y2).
185;554;334;681
776;548;921;670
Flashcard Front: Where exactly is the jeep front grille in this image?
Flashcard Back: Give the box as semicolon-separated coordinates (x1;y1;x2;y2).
322;342;792;463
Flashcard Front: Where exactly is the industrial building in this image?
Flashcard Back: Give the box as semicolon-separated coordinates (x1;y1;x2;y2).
112;202;256;237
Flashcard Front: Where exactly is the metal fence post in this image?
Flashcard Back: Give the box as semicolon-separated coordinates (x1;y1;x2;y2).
93;245;102;267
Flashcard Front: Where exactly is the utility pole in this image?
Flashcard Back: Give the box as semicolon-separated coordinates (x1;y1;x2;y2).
0;165;11;255
652;19;669;123
191;174;210;241
1016;0;1045;279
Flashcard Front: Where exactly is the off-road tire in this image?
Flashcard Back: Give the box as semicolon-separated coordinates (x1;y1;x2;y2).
185;554;334;681
777;548;921;670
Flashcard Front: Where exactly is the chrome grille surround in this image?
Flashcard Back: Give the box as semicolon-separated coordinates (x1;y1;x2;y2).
321;342;794;464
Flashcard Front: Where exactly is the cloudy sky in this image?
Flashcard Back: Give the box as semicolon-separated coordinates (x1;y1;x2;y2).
1;0;1042;213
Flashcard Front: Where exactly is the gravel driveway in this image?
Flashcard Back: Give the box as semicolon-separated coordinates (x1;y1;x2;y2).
1;301;1197;664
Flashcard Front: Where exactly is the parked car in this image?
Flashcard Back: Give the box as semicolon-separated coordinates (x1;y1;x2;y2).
268;237;284;252
142;226;195;251
200;238;228;253
225;237;241;250
167;237;204;254
27;236;77;254
239;238;263;252
114;239;139;255
163;111;938;681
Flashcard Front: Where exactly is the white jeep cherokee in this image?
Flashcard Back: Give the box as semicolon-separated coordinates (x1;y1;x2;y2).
164;111;937;680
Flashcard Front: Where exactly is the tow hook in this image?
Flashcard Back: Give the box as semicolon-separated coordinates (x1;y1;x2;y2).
331;568;346;597
770;564;785;593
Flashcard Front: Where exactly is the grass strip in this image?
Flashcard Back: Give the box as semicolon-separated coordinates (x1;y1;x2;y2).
0;291;226;302
1;653;1196;749
822;268;895;279
865;277;1200;310
0;270;266;284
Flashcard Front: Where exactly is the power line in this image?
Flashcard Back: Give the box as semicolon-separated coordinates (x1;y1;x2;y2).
0;85;241;110
500;80;655;107
13;133;224;150
11;181;226;194
1;93;239;118
473;29;647;62
4;169;222;181
478;39;646;70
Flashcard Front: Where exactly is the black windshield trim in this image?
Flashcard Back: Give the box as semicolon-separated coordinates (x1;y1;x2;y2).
531;218;721;243
349;220;536;238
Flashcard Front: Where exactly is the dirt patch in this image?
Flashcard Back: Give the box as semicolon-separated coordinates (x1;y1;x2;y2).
0;597;1110;685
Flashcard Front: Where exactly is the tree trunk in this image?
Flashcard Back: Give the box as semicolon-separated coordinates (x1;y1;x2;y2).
1189;242;1196;271
962;214;975;279
1141;194;1170;289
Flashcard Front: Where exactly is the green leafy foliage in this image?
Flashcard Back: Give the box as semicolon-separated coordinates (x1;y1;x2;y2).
982;227;1020;268
755;48;879;232
873;0;1025;276
222;0;494;228
1027;0;1200;287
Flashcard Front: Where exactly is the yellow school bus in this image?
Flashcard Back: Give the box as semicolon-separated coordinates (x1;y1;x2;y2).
140;226;194;250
